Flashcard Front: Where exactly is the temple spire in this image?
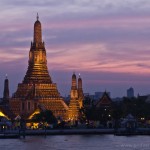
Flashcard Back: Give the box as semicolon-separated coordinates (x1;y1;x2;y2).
72;72;77;90
37;13;39;21
78;74;84;109
6;73;8;79
3;75;9;100
78;74;82;89
34;13;42;43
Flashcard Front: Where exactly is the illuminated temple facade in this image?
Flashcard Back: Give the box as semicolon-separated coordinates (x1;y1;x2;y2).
68;73;84;120
9;15;68;119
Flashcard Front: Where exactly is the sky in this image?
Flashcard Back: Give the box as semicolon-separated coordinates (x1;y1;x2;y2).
0;0;150;98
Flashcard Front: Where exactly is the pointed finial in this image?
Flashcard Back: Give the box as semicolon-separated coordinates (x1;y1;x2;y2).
79;73;81;78
5;74;8;79
37;13;39;21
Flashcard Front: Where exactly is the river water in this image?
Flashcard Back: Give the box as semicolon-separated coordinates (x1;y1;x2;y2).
0;135;150;150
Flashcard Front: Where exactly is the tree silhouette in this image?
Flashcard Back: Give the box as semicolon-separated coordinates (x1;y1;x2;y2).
32;110;57;124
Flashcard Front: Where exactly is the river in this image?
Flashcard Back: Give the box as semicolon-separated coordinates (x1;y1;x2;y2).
0;134;150;150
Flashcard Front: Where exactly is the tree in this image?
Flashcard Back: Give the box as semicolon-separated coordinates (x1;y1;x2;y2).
32;110;57;124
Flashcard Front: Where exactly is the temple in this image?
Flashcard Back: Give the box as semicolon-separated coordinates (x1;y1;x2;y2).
9;15;68;120
68;73;84;120
96;91;112;108
78;74;84;108
0;76;15;119
3;75;9;103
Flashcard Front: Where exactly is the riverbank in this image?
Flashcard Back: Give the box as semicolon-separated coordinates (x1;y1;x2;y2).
1;128;114;136
1;128;150;138
0;129;114;138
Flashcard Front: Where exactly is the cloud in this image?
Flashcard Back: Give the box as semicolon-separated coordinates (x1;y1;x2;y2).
1;0;150;22
45;40;150;76
0;0;150;97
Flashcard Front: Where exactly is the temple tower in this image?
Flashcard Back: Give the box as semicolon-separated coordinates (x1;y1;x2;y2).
78;74;84;108
71;73;78;98
10;15;68;119
3;75;9;103
23;14;52;84
68;73;80;120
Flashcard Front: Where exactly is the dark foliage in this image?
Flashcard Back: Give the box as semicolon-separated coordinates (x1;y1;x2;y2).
32;110;57;124
83;96;150;122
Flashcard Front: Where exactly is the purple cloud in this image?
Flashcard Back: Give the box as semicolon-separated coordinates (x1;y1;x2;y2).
0;0;150;98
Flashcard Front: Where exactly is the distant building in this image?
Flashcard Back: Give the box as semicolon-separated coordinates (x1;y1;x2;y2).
95;92;110;100
112;97;123;101
138;94;150;103
96;91;112;108
95;91;113;126
84;93;90;97
127;87;134;98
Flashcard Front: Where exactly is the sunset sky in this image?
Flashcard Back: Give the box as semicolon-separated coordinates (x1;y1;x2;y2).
0;0;150;98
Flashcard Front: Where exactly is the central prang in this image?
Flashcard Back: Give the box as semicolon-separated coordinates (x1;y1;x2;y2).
10;15;69;120
23;15;52;84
